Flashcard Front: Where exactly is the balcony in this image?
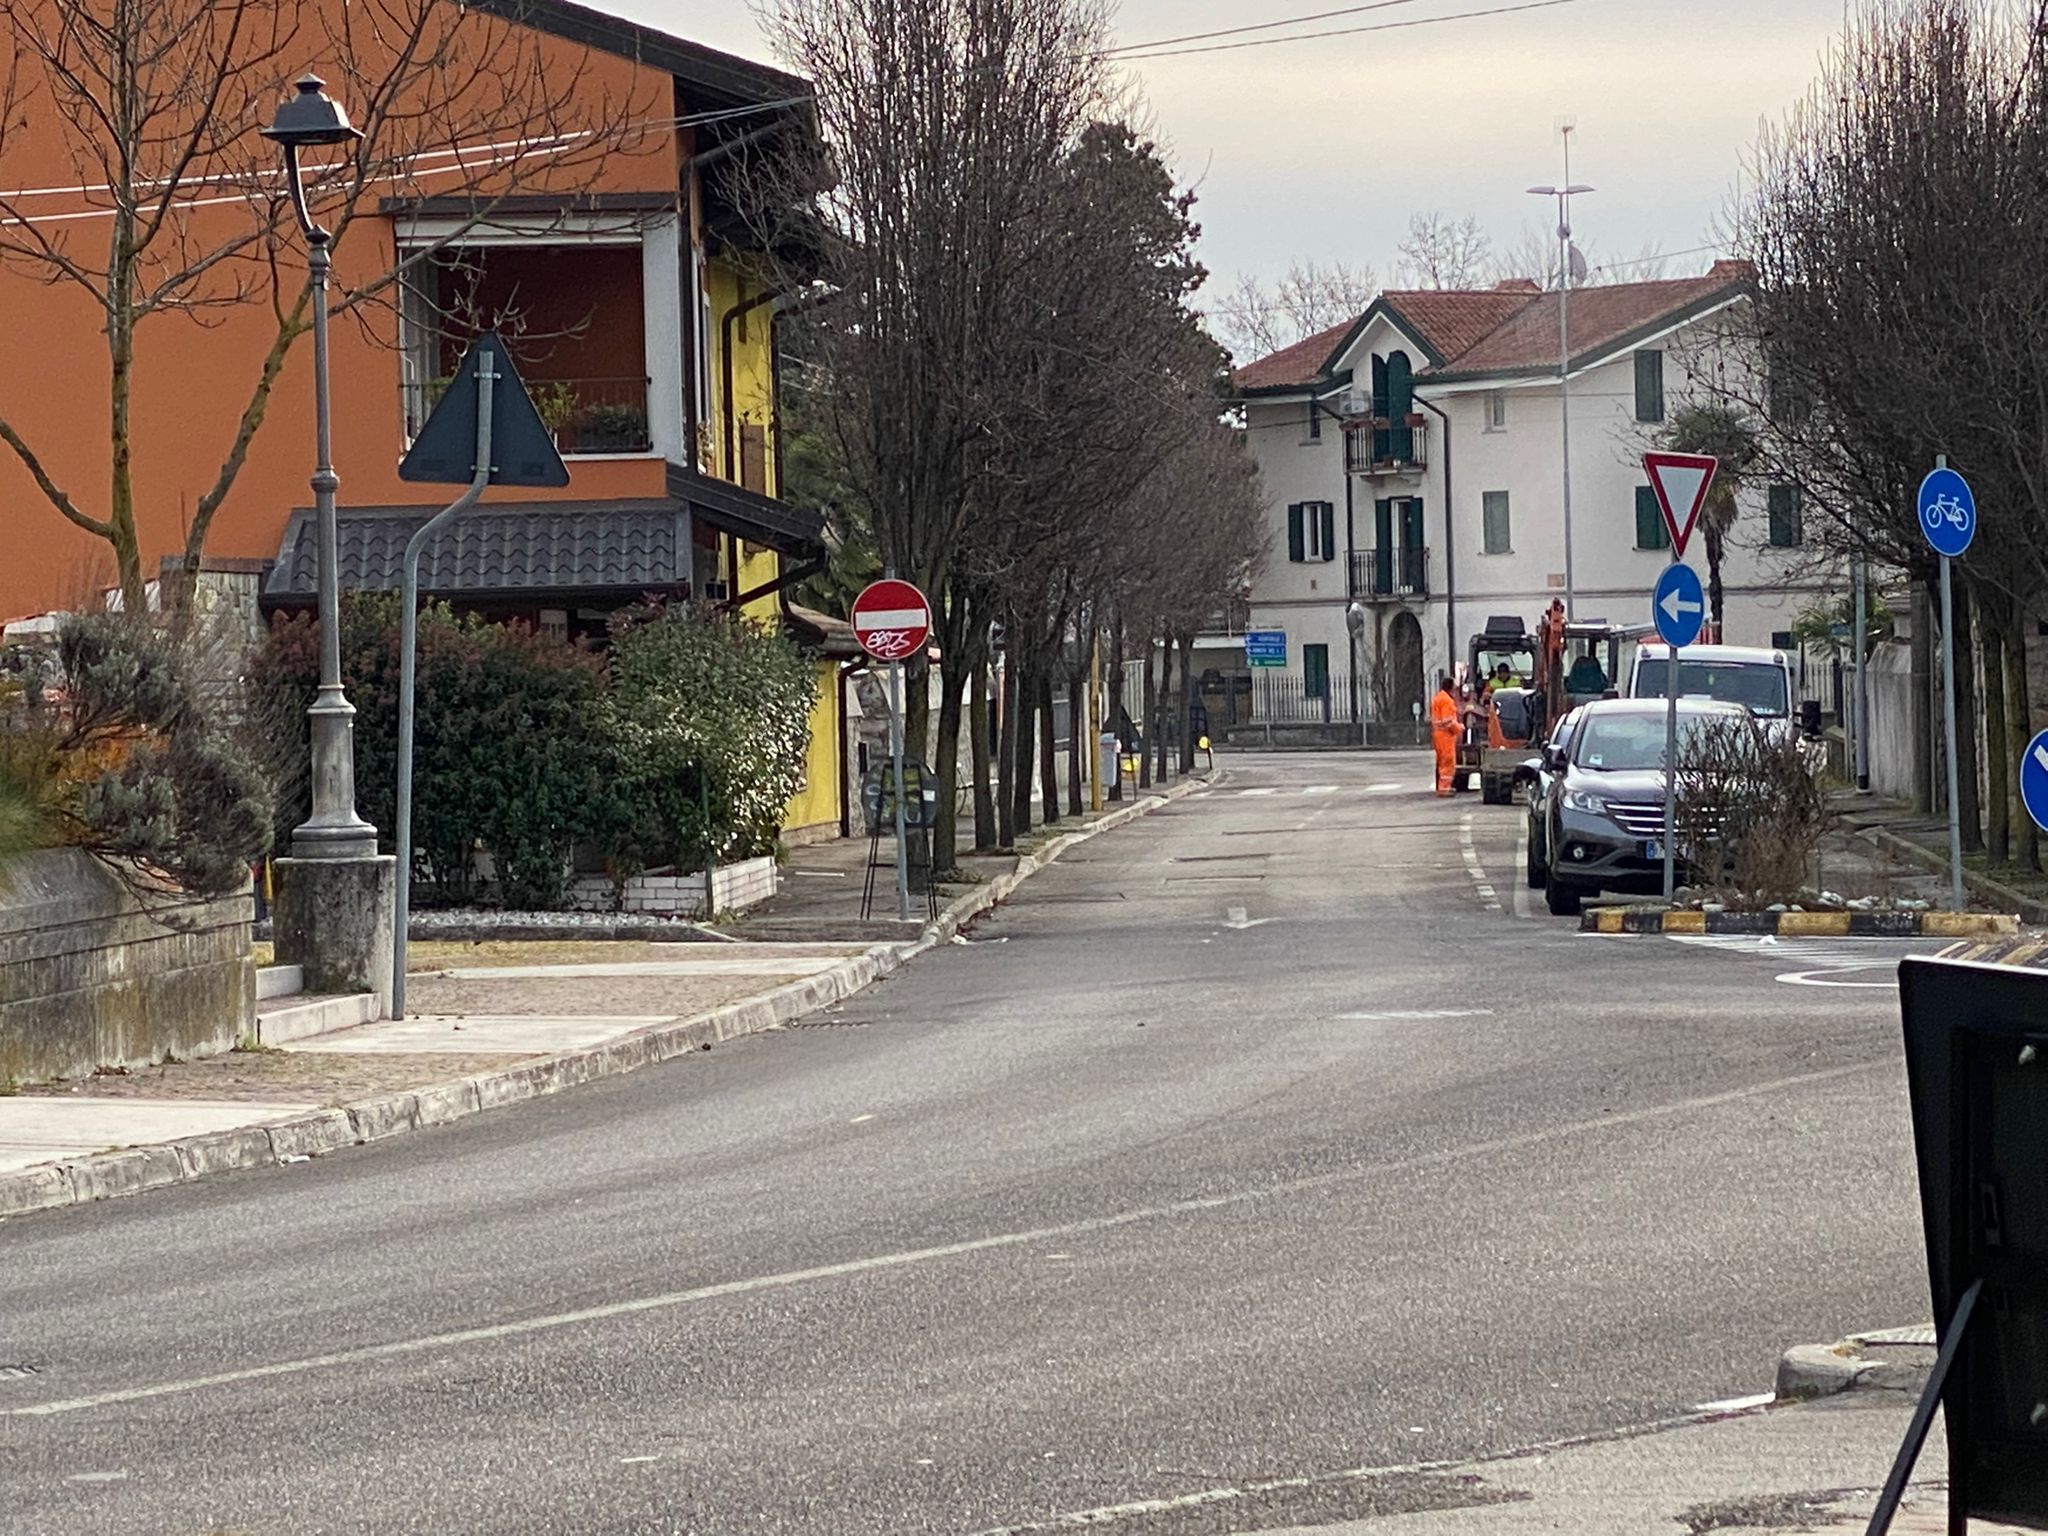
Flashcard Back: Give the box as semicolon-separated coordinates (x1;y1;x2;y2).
1344;415;1429;477
405;374;653;458
1350;546;1429;601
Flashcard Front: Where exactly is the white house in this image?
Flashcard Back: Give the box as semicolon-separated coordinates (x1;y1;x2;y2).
1227;263;1832;731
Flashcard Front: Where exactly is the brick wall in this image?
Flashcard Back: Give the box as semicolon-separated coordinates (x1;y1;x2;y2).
567;855;779;918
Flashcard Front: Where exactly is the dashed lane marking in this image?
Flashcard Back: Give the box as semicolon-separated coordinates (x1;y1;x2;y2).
1457;813;1502;913
1337;1008;1495;1022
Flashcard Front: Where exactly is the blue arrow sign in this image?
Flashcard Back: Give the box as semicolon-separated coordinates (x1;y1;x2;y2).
2022;729;2048;833
1918;466;1975;559
1652;563;1705;650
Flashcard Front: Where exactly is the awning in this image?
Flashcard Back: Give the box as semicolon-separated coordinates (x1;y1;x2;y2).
666;463;826;556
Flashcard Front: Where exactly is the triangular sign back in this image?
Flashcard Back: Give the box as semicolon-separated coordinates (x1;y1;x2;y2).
399;331;570;488
1642;450;1718;558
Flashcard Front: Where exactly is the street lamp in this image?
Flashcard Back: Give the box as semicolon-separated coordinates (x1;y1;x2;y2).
1528;132;1593;621
264;74;376;860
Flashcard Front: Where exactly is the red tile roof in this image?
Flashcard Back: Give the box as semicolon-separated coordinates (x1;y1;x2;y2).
1230;264;1751;393
1231;318;1358;392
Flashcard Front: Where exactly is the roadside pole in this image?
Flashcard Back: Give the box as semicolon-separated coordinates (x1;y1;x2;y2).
1643;451;1716;908
1919;458;1975;914
889;653;910;921
850;577;933;925
1089;639;1103;814
1663;556;1680;904
1853;546;1870;792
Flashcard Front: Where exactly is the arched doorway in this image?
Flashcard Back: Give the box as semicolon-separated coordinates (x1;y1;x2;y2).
1385;610;1425;734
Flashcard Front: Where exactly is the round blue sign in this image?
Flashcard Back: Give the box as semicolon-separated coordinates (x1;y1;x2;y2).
2022;729;2048;834
1918;467;1976;558
1652;562;1706;650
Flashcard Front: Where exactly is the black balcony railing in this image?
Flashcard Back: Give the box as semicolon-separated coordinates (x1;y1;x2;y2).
1350;546;1429;600
1343;415;1429;476
406;374;652;456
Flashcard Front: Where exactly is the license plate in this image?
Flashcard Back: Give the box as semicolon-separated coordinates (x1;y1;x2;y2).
1643;840;1663;861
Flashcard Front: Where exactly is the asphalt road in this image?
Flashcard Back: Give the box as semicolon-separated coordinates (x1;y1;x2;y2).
0;751;1943;1535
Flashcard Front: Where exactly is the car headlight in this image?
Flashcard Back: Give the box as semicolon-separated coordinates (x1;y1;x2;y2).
1562;787;1607;815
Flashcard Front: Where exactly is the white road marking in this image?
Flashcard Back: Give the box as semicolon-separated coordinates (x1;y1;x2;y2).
1301;785;1338;795
1457;814;1502;913
1690;1391;1777;1415
5;1062;1886;1423
1221;906;1271;930
1776;969;1896;990
1668;933;1913;990
64;1471;128;1484
1236;787;1278;798
1365;783;1407;794
1337;1009;1495;1022
849;1114;875;1124
618;1455;660;1465
1512;814;1540;921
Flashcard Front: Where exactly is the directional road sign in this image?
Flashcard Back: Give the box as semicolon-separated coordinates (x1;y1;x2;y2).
1245;630;1286;668
1652;562;1706;650
2023;729;2048;834
1918;466;1976;558
851;579;932;662
1642;450;1718;558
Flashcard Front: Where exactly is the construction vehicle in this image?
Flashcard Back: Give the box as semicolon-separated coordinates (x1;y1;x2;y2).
1459;605;1648;803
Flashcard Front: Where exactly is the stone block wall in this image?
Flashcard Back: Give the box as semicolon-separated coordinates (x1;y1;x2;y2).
0;849;255;1085
567;855;779;917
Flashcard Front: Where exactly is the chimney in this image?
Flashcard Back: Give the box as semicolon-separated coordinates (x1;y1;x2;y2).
1708;258;1757;281
1493;277;1541;294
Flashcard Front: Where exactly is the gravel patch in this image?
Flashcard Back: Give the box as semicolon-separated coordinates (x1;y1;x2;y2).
401;970;809;1019
21;1051;529;1106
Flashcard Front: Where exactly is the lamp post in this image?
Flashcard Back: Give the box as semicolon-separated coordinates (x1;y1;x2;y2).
264;74;376;861
1527;131;1593;620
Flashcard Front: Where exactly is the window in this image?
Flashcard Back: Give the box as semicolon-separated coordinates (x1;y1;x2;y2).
1771;631;1796;651
1634;349;1665;423
1767;483;1803;547
1484;390;1507;431
1287;502;1336;563
1304;644;1330;700
1635;486;1671;550
1482;491;1511;554
1304;400;1322;442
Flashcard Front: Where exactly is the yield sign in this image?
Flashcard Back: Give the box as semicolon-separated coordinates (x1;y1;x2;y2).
851;578;932;662
1642;451;1719;558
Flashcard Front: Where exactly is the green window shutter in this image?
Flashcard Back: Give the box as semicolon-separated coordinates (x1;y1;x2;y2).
1320;502;1337;563
1768;484;1803;547
1304;644;1329;699
1482;491;1510;554
1635;486;1670;550
1634;350;1665;423
1287;503;1305;562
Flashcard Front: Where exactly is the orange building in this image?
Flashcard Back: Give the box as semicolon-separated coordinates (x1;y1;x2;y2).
0;0;845;835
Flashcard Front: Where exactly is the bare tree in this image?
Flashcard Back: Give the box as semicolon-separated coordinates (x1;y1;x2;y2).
0;0;647;618
1207;257;1377;361
1395;211;1491;289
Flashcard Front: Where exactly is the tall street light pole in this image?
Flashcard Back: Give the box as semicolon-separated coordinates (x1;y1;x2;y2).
264;74;376;861
263;74;396;1015
1528;131;1593;620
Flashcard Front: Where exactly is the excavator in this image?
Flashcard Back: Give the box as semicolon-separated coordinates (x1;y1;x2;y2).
1458;601;1646;803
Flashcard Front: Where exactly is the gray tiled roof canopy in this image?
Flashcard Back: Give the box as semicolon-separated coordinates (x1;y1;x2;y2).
263;500;689;599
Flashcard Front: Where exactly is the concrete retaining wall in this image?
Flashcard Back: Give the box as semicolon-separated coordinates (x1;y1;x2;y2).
0;849;255;1084
568;855;778;917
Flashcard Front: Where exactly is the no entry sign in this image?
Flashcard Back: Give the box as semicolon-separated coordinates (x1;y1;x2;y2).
851;579;932;662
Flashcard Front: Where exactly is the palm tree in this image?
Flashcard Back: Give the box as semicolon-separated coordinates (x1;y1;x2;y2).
1663;403;1762;634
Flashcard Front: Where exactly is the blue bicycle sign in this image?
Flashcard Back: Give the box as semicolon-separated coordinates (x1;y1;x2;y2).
1918;466;1976;558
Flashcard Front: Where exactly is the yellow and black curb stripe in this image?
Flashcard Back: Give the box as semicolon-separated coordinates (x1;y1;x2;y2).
1581;907;2021;938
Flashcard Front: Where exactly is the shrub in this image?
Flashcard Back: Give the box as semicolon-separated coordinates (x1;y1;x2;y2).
603;601;816;877
1673;714;1830;906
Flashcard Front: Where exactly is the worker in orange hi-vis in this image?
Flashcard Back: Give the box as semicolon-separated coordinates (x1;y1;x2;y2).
1430;672;1461;796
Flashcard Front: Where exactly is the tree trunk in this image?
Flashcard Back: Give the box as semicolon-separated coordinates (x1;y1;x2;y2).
1106;610;1126;801
1038;670;1060;824
1703;525;1726;637
1139;642;1155;790
1010;654;1036;837
1953;581;1982;854
1154;637;1172;784
932;648;969;880
971;663;996;851
1983;611;2009;865
905;658;930;766
997;654;1019;848
1066;653;1088;816
1177;632;1197;771
2007;597;2039;873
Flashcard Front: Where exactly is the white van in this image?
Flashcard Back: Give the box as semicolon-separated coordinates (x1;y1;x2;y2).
1628;644;1796;742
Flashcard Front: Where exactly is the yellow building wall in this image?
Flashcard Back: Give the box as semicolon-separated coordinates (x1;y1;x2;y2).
700;253;840;838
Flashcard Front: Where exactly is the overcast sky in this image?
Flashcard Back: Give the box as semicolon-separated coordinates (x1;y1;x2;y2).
624;0;1847;292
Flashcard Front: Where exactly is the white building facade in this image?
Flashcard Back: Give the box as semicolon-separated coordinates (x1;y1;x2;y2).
1228;265;1833;733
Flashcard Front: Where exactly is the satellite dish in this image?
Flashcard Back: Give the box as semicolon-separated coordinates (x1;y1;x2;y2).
1567;242;1590;284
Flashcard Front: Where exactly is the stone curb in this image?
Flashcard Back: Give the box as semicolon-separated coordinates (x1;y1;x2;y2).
1850;823;2048;927
1580;906;2018;938
1775;1332;1936;1402
0;772;1213;1222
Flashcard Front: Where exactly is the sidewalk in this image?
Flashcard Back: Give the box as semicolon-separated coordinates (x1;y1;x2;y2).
1836;791;2048;924
0;772;1211;1216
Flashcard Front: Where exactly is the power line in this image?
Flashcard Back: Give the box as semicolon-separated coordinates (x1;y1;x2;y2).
1111;0;1589;61
1102;0;1434;56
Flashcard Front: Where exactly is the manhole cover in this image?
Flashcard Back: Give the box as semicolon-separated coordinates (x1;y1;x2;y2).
0;1364;42;1380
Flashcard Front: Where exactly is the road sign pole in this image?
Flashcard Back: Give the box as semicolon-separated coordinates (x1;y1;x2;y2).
889;655;911;923
1853;546;1870;792
1664;555;1680;904
1940;549;1964;913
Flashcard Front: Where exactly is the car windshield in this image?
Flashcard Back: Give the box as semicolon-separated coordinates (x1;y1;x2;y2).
1634;659;1790;718
1573;713;1732;772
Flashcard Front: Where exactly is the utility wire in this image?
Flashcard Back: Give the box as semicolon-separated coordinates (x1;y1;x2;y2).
1112;0;1588;61
1102;0;1434;56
